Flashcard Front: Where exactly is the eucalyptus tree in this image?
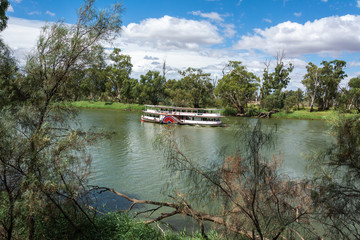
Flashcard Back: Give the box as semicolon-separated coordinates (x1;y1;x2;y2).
77;45;108;100
138;70;166;105
283;89;304;111
302;60;346;111
318;60;347;110
0;0;123;239
215;61;259;114
178;67;214;108
260;53;294;110
302;62;320;112
105;48;134;102
348;77;360;113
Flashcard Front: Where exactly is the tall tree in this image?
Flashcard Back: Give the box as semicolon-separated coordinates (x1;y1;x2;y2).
318;60;347;110
303;60;347;111
348;77;360;113
0;0;9;31
78;45;108;100
0;1;123;239
138;70;166;105
178;67;214;108
215;61;259;114
302;62;320;112
0;40;21;109
260;53;294;110
105;48;133;102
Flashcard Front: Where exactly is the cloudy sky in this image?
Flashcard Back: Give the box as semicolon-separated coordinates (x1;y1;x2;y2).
2;0;360;90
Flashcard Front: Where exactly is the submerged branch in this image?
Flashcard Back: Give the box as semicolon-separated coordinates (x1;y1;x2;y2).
92;186;254;237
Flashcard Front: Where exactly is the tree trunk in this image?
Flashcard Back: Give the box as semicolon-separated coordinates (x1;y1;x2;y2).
309;90;316;112
28;216;35;240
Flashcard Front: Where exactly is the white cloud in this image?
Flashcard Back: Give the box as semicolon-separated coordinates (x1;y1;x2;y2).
28;11;41;16
349;61;360;68
122;15;223;50
221;23;236;38
294;12;302;17
45;11;55;17
234;15;360;57
357;0;360;8
321;0;328;2
190;11;224;22
7;5;14;12
0;17;43;62
11;0;22;3
263;18;272;23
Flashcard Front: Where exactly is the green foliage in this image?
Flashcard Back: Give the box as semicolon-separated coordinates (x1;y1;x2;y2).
310;115;360;239
271;109;340;120
0;0;9;31
30;210;216;240
138;70;166;105
244;105;259;116
63;101;144;111
283;89;304;112
221;107;238;116
302;60;347;111
77;46;108;101
105;48;137;103
0;40;22;109
260;55;294;111
173;68;214;108
215;61;259;114
0;1;123;239
260;56;293;100
260;90;285;110
348;76;360;113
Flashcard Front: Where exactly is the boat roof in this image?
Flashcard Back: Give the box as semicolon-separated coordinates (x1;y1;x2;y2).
144;105;222;111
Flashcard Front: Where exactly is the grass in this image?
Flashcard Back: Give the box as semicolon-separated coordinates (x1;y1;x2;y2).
62;101;145;111
271;108;355;120
33;211;220;240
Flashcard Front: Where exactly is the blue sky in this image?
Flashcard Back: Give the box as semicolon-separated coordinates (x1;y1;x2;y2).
2;0;360;89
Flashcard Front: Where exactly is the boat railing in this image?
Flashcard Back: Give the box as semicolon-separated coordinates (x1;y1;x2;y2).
145;108;222;117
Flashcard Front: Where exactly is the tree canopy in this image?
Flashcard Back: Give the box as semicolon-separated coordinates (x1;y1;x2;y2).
0;1;123;239
215;61;259;114
0;0;9;32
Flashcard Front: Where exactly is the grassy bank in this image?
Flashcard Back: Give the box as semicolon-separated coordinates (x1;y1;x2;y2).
271;109;336;120
63;101;145;111
33;211;218;240
271;109;356;120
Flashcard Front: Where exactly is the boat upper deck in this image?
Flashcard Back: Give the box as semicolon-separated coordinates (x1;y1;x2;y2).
143;105;224;118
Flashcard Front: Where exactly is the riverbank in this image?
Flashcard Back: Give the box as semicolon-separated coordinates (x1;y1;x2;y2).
63;101;357;120
63;101;145;111
271;109;355;120
271;109;335;120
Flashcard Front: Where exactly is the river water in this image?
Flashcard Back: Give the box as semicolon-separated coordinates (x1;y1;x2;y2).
76;109;331;227
77;109;330;195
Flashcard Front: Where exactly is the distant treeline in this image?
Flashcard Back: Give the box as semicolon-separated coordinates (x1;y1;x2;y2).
2;43;360;115
54;48;359;115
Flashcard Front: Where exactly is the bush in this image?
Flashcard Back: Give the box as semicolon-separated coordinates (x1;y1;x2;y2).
245;106;259;116
221;107;237;116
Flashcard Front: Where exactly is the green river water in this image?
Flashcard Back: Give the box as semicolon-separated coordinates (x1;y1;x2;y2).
77;109;331;229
